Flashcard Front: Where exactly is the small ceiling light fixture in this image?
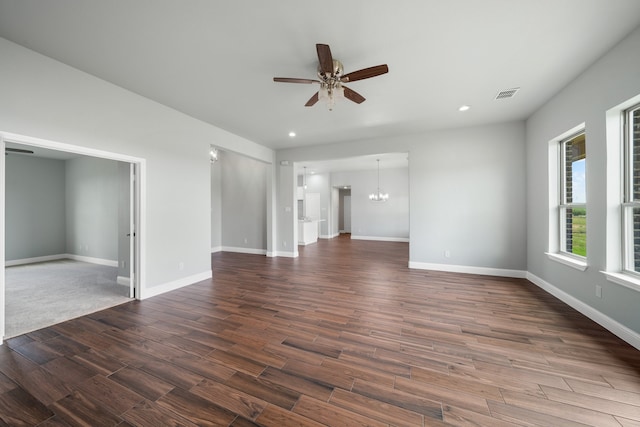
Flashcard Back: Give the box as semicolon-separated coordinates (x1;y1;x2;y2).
458;105;471;112
369;159;389;202
318;80;345;111
209;145;219;163
289;131;296;137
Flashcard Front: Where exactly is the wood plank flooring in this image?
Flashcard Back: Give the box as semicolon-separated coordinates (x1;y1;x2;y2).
1;235;639;426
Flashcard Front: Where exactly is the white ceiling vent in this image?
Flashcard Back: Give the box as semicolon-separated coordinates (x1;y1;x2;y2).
495;87;520;100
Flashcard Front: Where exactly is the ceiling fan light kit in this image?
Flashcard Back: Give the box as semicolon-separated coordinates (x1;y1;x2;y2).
274;43;388;111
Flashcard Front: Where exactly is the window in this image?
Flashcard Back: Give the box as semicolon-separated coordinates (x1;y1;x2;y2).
622;104;640;274
559;132;587;258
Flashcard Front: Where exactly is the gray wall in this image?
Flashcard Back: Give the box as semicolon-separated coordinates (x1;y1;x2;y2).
331;168;409;239
1;36;272;296
276;121;526;271
65;156;119;260
6;154;125;265
277;162;297;256
210;157;222;250
526;25;640;334
5;155;66;261
409;124;526;269
220;151;268;251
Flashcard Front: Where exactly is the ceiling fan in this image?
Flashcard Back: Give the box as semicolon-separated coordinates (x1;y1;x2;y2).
274;43;388;110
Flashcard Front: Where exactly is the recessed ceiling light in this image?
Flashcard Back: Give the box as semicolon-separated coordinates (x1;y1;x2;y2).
458;105;470;112
288;131;296;137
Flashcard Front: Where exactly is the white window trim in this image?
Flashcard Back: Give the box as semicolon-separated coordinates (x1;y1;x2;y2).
602;94;640;289
621;104;640;274
548;123;587;268
546;252;588;271
602;271;640;293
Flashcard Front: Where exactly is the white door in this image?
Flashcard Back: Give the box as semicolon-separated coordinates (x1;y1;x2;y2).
343;195;351;232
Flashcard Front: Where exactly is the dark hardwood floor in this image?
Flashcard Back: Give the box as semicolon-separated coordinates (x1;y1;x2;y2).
1;235;639;426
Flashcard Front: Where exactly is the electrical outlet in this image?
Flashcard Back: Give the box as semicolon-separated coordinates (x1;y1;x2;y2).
444;250;451;258
283;241;287;247
244;237;248;244
179;261;184;271
596;285;602;298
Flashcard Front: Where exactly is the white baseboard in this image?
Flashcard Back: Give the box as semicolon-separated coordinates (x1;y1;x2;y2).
140;270;212;300
409;261;527;278
298;240;317;246
351;235;410;242
267;250;298;258
117;275;131;287
527;272;640;351
5;253;118;268
66;254;118;267
5;253;67;267
221;246;267;255
320;233;340;239
210;246;222;253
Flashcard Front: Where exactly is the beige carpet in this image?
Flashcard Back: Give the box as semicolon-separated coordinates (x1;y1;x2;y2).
5;259;132;338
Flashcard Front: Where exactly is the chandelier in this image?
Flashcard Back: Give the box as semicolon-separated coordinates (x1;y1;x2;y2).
369;159;389;202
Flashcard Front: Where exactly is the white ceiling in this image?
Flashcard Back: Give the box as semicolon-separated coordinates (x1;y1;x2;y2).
1;0;640;156
298;152;409;175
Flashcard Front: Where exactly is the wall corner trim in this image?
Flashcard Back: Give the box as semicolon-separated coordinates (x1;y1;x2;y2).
527;272;640;351
408;261;527;278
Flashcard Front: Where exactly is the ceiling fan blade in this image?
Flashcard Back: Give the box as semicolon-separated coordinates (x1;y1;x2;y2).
343;86;366;104
5;147;34;154
274;77;319;84
305;92;319;107
316;44;334;75
341;64;389;83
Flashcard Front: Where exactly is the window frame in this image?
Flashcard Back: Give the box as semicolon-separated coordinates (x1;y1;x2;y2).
621;103;640;276
558;131;587;260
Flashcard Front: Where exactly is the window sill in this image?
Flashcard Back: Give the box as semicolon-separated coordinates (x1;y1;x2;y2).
602;271;640;293
546;252;588;271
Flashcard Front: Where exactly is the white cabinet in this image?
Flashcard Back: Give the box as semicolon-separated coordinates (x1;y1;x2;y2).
298;220;318;245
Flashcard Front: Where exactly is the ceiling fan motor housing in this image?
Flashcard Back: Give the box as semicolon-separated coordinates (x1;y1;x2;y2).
318;59;343;80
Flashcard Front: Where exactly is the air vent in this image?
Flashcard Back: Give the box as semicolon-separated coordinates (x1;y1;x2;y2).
5;148;34;154
495;87;520;100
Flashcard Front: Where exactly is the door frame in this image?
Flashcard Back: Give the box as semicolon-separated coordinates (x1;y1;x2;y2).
0;131;146;343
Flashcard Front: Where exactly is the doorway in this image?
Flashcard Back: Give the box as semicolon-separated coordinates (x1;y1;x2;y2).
339;188;351;234
1;132;144;342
